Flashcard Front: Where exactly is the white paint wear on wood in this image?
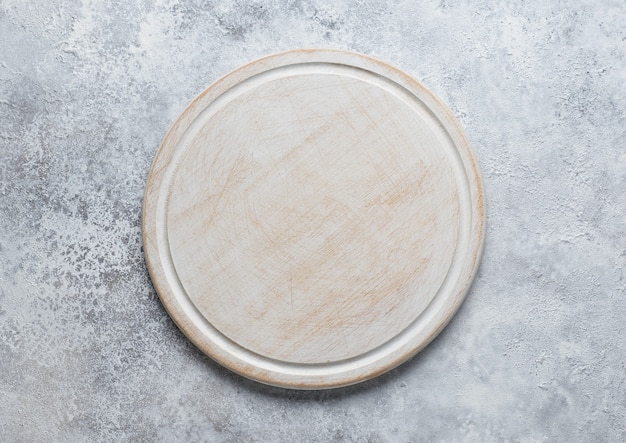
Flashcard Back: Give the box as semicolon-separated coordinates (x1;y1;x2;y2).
143;49;485;389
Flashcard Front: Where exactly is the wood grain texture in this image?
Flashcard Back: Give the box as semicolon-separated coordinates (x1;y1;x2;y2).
142;49;485;389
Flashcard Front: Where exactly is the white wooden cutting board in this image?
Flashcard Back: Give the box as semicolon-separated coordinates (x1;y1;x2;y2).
143;49;485;389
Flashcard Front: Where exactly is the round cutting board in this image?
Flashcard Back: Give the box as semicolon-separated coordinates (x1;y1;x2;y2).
143;49;485;389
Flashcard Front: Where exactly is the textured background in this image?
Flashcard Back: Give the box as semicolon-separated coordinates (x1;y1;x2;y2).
1;0;625;441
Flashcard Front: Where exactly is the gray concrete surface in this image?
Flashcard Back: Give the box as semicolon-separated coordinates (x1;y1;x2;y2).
1;0;625;441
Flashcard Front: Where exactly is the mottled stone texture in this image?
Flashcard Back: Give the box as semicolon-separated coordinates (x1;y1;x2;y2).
0;0;624;441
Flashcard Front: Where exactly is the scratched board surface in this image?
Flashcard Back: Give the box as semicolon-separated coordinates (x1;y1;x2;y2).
143;50;484;388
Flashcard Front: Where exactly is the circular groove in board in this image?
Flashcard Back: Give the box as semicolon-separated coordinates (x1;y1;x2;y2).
143;49;485;389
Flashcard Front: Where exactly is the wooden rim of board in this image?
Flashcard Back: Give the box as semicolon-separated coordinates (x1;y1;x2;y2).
143;49;485;389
